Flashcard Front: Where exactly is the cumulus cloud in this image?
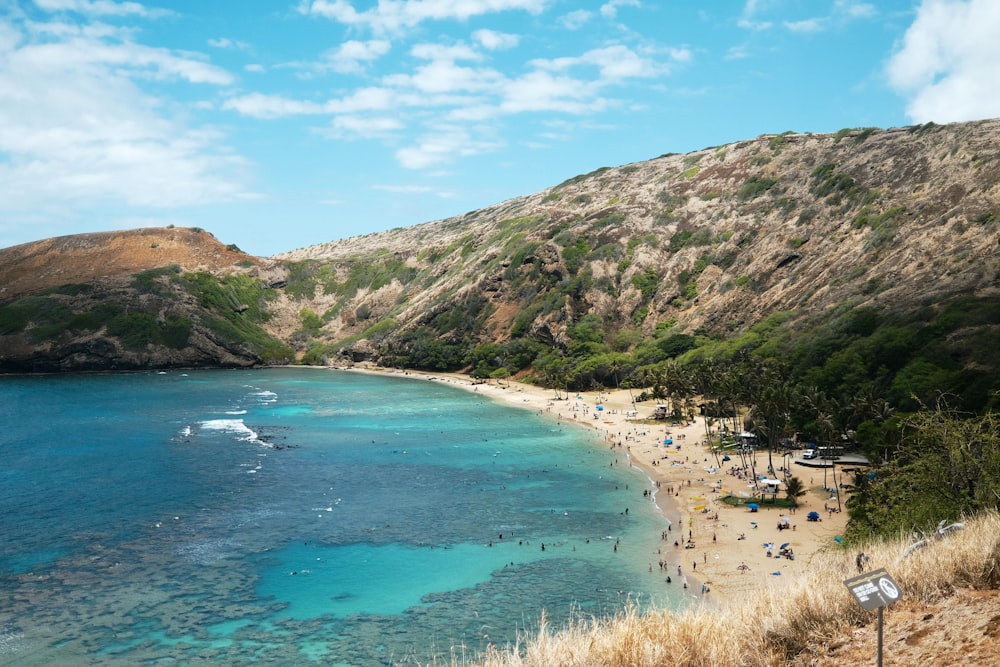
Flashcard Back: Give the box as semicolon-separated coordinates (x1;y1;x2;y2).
222;3;680;171
887;0;1000;123
395;124;502;169
473;29;518;50
532;44;665;81
0;11;249;221
321;39;391;74
224;33;672;170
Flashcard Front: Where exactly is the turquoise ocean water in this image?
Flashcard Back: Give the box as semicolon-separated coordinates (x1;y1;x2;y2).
0;368;684;666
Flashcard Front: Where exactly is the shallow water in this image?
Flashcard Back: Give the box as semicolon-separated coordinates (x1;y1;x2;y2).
0;368;685;665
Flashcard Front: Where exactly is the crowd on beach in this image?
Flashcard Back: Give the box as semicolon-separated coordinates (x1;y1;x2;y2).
348;367;850;605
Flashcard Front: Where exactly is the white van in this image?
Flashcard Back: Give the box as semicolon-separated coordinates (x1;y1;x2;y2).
802;449;817;460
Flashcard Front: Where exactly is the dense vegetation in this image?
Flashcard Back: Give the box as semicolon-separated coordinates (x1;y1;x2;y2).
0;267;292;363
313;288;1000;543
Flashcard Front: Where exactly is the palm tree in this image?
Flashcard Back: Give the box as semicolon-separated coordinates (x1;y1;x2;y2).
746;360;797;476
784;476;807;507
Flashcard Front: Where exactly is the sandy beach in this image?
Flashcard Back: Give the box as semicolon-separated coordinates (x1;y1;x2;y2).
343;366;849;607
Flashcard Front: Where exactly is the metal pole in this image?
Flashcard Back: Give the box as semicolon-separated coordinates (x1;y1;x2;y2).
877;606;884;667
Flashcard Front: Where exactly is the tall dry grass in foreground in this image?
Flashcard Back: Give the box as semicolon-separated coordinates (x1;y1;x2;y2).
452;510;1000;667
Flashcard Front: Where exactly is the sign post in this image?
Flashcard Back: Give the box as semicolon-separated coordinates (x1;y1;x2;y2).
843;568;902;667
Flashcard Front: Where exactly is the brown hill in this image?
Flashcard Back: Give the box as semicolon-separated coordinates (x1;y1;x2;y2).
0;227;260;302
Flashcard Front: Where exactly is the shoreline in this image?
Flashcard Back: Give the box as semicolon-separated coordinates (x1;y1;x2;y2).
335;364;849;607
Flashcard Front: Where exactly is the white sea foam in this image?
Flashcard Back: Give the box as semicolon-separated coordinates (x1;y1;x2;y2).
250;389;278;404
199;419;259;443
226;410;248;415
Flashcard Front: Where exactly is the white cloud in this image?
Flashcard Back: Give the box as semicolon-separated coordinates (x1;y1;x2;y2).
559;9;591;30
223;93;327;118
500;70;602;114
224;37;672;169
410;42;482;62
14;21;234;84
396;124;502;169
0;13;249;221
600;0;640;20
473;28;518;50
738;0;773;31
740;0;875;34
300;0;546;34
208;37;250;51
667;47;692;63
532;44;663;81
224;11;675;172
320;39;391;73
834;1;876;19
887;0;1000;123
330;115;403;138
325;87;397;113
784;18;825;32
725;44;750;60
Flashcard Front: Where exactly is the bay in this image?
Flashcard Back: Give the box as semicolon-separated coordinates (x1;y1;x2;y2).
0;368;683;666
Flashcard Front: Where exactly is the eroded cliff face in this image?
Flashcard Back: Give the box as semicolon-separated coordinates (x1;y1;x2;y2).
271;120;1000;364
2;120;999;373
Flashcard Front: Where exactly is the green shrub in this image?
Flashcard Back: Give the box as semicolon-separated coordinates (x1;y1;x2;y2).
738;176;779;200
631;269;659;300
106;312;192;351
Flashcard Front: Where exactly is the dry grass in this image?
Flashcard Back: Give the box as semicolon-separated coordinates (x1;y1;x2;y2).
446;510;1000;667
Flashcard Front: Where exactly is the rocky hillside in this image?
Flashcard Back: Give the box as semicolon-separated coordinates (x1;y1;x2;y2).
271;120;1000;367
2;119;999;385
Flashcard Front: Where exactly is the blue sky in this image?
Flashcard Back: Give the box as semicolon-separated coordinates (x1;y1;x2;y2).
2;0;999;257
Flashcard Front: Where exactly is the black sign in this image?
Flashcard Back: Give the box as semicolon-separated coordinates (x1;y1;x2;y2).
843;568;902;611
